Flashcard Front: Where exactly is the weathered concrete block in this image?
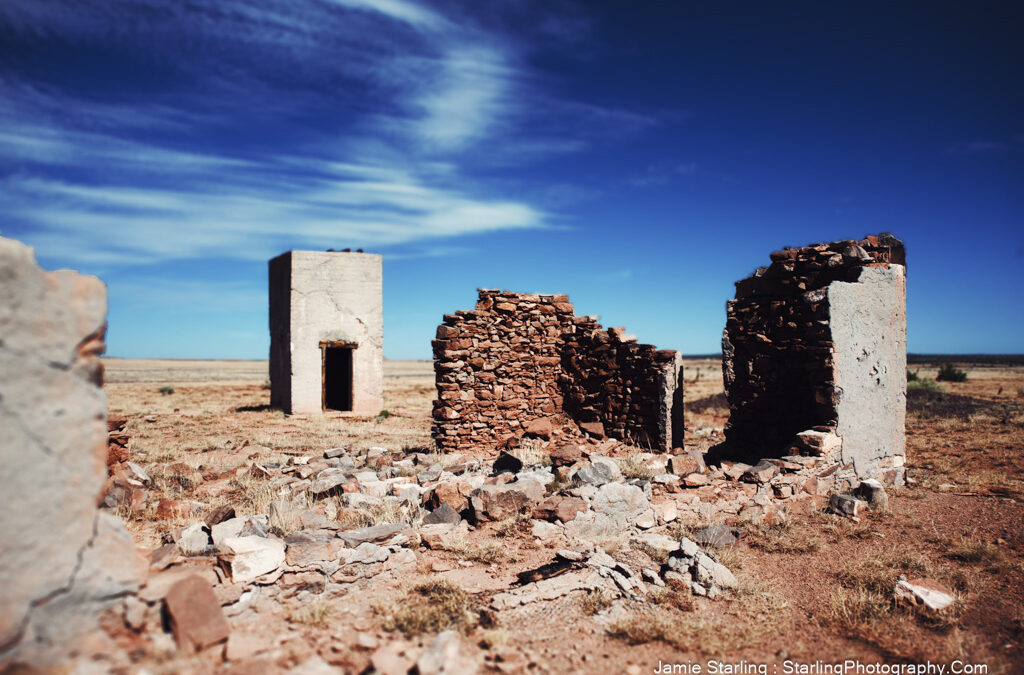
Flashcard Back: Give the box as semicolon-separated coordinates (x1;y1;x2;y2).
830;265;906;480
268;250;383;415
0;237;143;667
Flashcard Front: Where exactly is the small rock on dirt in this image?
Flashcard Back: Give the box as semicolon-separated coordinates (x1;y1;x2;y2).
163;574;230;652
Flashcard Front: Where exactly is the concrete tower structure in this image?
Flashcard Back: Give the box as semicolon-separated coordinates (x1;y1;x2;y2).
269;250;383;415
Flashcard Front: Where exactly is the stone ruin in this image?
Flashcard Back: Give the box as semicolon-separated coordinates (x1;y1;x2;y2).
269;250;384;415
431;289;684;452
0;237;144;668
720;233;907;486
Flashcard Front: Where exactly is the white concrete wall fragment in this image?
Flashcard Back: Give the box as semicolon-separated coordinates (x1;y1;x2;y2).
0;237;142;667
828;264;907;479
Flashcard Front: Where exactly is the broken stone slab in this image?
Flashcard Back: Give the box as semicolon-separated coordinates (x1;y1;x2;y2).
211;516;269;547
856;478;889;510
469;479;545;522
679;537;700;559
635;509;656;529
163;574;230;653
531;520;560;539
740;460;779;484
578;421;606;439
682;472;709;487
692;550;738;590
168;522;212;556
490;569;610;610
423;480;474;513
591;482;648;527
284;537;346;567
829;493;866;519
308;472;349;498
668;451;705;476
337;522;412;548
347;542;390;565
218;536;286;583
722;462;752;481
795;429;842;457
423;503;463;525
523;417;553;439
417;464;443;484
204;504;236;527
531;496;587;523
635;532;679;556
515;466;555;485
894;577;955;613
419;522;468;550
324;446;348;459
692;525;740;547
548;443;583;467
570;456;622;486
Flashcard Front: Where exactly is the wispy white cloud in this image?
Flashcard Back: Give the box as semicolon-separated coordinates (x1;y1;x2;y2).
3;153;544;264
0;0;661;267
325;0;449;32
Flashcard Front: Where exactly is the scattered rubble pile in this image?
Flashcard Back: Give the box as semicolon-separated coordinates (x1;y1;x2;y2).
95;441;760;670
433;289;684;453
721;233;907;485
0;237;144;669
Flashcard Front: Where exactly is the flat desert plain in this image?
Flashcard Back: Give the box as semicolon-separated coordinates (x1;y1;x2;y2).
101;358;1024;674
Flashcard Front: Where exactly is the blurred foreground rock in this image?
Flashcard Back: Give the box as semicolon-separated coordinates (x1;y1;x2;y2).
0;237;145;668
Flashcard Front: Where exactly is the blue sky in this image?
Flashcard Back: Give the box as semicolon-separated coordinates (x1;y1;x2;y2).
1;1;1021;359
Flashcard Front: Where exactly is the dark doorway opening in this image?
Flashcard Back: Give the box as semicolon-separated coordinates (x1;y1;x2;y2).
322;342;356;411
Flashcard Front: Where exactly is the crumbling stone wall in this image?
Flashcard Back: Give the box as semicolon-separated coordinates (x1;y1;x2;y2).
0;237;143;668
561;321;683;450
722;233;906;483
432;290;683;452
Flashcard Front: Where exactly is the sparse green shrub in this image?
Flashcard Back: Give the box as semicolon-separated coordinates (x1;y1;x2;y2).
907;378;943;392
906;370;919;382
936;364;967;382
158;385;175;395
375;409;392;422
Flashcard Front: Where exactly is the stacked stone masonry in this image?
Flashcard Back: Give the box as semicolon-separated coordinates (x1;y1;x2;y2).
722;233;907;485
432;290;683;453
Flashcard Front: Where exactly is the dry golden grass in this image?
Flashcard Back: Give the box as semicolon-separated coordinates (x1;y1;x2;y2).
617;455;657;480
580;590;615;615
377;579;478;636
609;577;787;657
745;520;823;554
493;513;531;538
288;598;336;628
823;547;982;661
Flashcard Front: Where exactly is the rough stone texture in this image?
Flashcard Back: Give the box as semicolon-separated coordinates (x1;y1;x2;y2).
163;575;231;652
721;233;906;484
0;237;143;667
269;250;383;415
432;290;683;452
